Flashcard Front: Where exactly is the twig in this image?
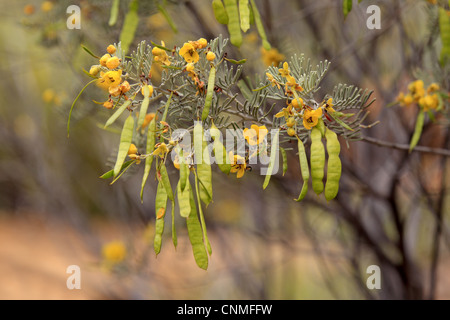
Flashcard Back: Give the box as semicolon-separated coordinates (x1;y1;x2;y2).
361;136;450;157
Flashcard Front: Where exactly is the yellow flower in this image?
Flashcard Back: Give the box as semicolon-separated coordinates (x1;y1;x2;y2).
285;75;303;93
141;113;156;129
291;97;303;110
128;143;138;156
152;42;171;66
141;85;154;97
107;45;116;54
427;83;440;93
266;73;281;89
403;94;414;107
420;94;439;111
99;54;111;67
287;127;296;136
206;51;216;61
322;98;335;113
279;62;290;78
408;80;425;101
152;47;163;56
127;143;141;164
89;65;100;76
120;81;130;94
243;125;268;146
42;89;55;103
102;241;126;264
261;47;285;67
229;152;246;179
97;70;122;91
303;108;323;130
106;56;121;69
185;63;195;73
24;4;35;15
41;1;53;12
286;117;296;127
109;85;121;97
193;38;208;49
103;101;113;109
275;104;294;119
179;42;199;63
153;143;169;158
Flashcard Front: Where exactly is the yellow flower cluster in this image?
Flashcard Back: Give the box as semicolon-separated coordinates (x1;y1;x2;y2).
397;80;441;111
89;45;133;109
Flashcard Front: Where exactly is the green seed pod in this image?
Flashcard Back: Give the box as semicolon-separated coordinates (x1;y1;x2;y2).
310;127;325;195
212;0;229;25
324;128;342;201
224;0;243;47
154;181;168;256
113;114;134;177
296;138;309;202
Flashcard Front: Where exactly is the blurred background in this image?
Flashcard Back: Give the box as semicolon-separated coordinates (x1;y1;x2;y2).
0;0;449;299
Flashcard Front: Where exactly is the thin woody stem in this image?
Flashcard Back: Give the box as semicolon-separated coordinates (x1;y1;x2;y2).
361;136;450;157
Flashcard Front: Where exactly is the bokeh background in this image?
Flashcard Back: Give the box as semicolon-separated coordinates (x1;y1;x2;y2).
0;0;449;299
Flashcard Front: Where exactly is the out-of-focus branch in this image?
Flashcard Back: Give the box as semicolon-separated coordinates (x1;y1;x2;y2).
361;136;450;157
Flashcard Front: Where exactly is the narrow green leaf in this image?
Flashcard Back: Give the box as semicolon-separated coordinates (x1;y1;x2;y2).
100;160;134;179
252;83;270;92
113;114;134;177
67;79;97;137
263;130;280;189
161;92;173;124
224;0;243;47
160;163;174;201
104;99;132;128
119;0;139;54
329;112;354;131
186;188;209;270
343;0;352;19
151;41;172;52
202;66;216;121
109;0;120;26
212;0;229;25
439;7;450;65
409;110;425;152
154;180;167;256
137;85;150;129
140;116;156;202
110;160;136;185
81;45;100;59
239;0;250;32
224;57;247;64
249;0;271;50
157;4;178;33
